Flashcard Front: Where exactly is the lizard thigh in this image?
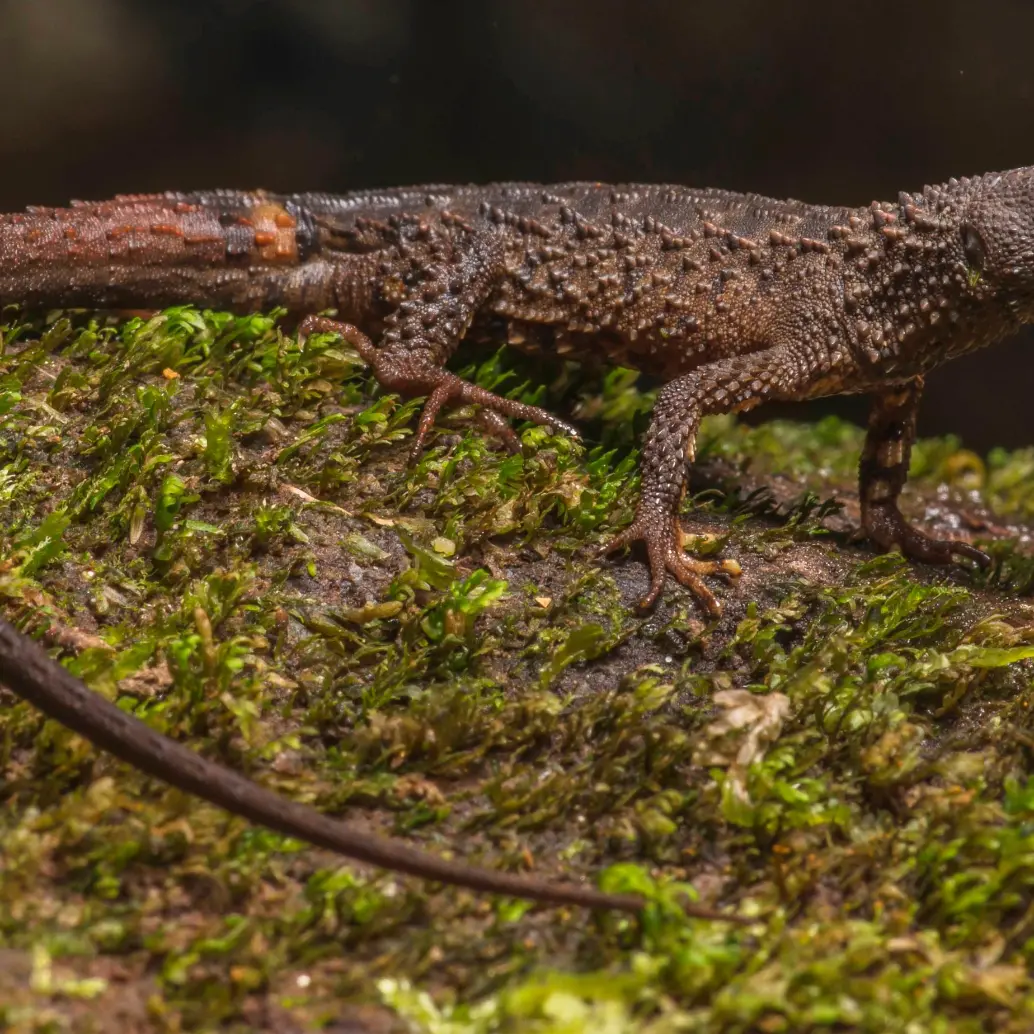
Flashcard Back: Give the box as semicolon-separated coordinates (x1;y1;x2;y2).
308;229;580;455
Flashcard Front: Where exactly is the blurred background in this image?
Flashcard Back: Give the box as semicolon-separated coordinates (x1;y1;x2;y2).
0;0;1030;449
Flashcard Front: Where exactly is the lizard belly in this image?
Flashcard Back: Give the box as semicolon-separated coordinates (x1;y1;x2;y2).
482;316;723;379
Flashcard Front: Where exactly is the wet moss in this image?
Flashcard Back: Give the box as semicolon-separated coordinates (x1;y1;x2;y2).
2;308;1034;1031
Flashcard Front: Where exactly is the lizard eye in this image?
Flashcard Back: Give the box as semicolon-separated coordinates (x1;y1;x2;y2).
960;222;986;270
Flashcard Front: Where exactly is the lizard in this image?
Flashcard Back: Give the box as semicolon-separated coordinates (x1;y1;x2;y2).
0;168;1027;915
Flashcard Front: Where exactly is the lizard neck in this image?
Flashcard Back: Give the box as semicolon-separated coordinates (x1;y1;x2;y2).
839;194;1023;382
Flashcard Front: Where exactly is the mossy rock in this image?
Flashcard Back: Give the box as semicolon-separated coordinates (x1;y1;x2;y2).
2;308;1034;1032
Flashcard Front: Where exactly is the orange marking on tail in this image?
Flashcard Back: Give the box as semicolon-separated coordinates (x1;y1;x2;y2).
250;203;298;264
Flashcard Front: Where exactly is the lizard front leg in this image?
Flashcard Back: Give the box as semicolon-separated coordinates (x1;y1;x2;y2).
860;377;989;568
603;347;808;616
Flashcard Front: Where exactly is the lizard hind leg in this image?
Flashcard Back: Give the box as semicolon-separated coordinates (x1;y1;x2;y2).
297;314;579;458
860;378;990;568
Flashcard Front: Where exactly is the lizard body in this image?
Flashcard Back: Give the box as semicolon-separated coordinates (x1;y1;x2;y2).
2;170;1031;912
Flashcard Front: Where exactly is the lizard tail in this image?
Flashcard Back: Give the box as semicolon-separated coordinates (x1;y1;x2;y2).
0;617;742;919
0;191;321;313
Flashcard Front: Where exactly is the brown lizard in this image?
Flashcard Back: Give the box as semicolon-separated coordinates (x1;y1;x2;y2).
0;170;1024;913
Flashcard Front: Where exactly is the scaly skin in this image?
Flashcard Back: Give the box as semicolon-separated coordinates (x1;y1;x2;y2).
2;169;1033;907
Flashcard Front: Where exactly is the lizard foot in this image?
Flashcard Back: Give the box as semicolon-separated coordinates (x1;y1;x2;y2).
863;504;991;569
406;369;580;460
601;514;741;616
297;315;579;459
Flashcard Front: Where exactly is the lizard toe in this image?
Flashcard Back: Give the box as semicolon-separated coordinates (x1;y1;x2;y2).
946;540;992;569
665;548;722;617
603;515;732;616
472;409;523;453
865;504;991;570
297;315;380;364
410;381;457;460
403;370;581;459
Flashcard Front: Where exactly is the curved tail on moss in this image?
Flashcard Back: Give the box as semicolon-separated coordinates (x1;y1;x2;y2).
0;618;745;920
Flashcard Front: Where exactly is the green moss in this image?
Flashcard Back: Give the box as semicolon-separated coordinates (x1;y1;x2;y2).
3;309;1034;1031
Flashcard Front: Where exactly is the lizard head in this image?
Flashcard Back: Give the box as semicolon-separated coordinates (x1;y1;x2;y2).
951;167;1034;315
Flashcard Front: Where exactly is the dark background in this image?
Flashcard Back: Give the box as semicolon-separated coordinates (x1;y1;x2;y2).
1;0;1031;450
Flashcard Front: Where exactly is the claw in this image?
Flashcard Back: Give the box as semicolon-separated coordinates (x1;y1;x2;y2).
712;558;743;581
950;541;992;569
410;382;455;460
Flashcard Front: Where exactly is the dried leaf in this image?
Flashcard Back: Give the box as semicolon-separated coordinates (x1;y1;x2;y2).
694;689;791;802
